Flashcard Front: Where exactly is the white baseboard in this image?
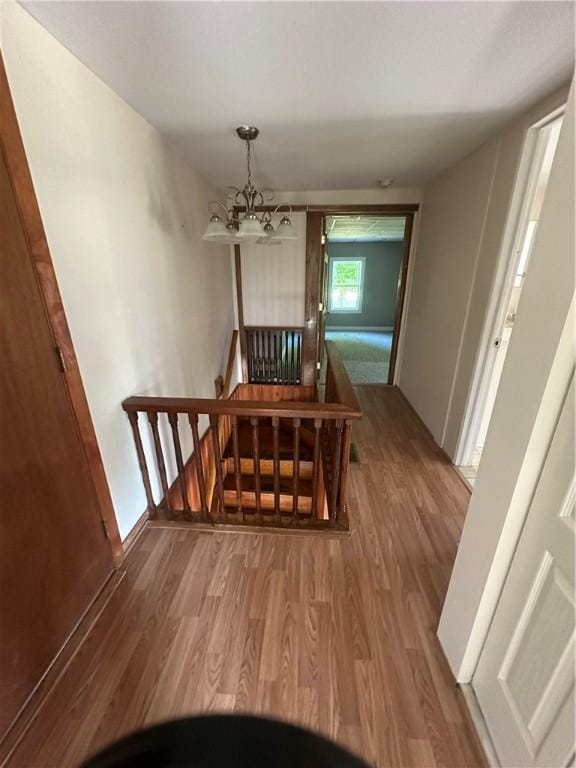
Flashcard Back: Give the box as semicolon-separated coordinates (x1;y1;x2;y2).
326;325;394;332
459;684;500;767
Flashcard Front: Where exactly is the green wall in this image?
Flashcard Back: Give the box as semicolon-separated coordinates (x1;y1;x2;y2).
326;241;403;328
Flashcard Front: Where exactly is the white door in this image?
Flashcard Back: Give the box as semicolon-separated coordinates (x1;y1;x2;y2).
473;374;575;768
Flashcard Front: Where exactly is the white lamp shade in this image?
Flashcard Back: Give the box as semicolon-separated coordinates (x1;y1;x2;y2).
275;218;297;240
256;236;282;246
202;218;228;241
238;217;265;238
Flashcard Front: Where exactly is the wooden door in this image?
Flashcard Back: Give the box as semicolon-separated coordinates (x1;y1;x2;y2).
317;217;329;374
472;374;575;767
0;128;114;734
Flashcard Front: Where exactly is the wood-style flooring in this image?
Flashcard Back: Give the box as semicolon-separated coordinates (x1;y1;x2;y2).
7;386;484;768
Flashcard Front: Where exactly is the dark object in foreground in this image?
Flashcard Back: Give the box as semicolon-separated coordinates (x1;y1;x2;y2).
81;714;369;768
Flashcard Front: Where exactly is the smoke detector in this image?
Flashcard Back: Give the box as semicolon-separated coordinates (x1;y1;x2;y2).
378;178;395;188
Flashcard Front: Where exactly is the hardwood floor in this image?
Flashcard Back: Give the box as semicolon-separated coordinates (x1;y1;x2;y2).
6;386;484;768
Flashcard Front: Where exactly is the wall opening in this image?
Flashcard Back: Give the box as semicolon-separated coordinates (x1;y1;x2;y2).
322;215;406;385
456;113;563;488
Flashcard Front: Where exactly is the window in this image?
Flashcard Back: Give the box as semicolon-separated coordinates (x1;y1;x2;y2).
329;257;365;312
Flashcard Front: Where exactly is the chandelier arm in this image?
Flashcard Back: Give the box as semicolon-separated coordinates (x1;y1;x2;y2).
208;200;233;218
271;203;293;216
225;186;242;201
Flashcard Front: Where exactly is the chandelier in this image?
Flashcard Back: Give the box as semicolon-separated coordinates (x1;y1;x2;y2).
202;126;297;246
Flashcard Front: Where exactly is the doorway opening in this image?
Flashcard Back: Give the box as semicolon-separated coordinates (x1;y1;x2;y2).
321;215;409;385
456;110;564;487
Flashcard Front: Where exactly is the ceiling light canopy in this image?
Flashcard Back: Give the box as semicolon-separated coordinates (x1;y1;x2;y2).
202;126;297;246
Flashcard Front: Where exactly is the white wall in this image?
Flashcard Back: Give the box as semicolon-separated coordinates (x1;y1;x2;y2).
277;189;422;206
438;83;574;679
3;3;235;539
399;85;569;454
241;212;306;326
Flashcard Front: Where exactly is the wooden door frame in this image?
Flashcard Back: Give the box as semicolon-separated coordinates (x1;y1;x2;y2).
0;56;123;565
303;205;418;385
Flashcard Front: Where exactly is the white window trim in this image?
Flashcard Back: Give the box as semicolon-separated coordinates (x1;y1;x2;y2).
328;256;366;314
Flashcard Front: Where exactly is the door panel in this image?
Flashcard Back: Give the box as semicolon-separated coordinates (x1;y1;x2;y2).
473;375;575;767
0;149;113;734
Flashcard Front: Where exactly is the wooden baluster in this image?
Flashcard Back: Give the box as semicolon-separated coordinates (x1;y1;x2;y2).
269;330;273;382
296;332;302;383
147;411;171;514
311;417;321;519
210;414;226;522
292;417;301;521
287;330;291;384
272;416;280;523
277;330;281;383
283;331;290;384
265;330;270;382
274;331;280;383
338;420;353;520
330;419;344;520
251;416;262;521
188;412;208;520
294;330;299;384
246;331;250;382
168;412;190;516
252;330;258;382
232;415;243;521
127;411;156;515
248;331;253;382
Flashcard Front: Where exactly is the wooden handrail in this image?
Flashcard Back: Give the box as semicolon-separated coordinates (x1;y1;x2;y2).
122;396;358;420
324;340;361;414
244;325;305;332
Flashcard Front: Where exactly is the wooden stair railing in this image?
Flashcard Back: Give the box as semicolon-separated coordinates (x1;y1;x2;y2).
122;339;361;531
245;326;303;385
322;340;362;520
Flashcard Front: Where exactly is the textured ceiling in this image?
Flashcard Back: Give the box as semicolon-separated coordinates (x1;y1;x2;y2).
20;1;575;191
327;216;406;242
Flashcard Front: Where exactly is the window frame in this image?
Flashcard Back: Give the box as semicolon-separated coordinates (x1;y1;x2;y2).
328;256;366;314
